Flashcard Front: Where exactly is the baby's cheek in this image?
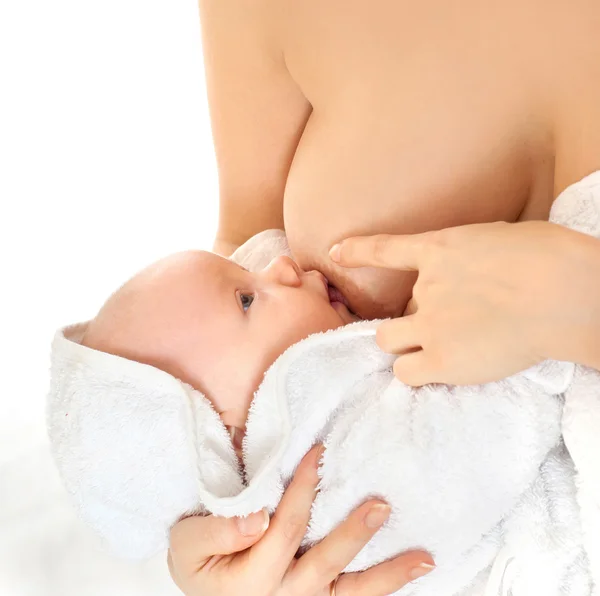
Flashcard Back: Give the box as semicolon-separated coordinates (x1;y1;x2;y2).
279;307;332;348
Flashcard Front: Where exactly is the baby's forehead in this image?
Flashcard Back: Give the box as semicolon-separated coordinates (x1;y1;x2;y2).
87;251;216;340
138;250;215;284
127;251;224;312
115;251;228;310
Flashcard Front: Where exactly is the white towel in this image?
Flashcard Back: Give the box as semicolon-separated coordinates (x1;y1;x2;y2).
46;171;600;596
228;320;580;594
229;228;291;270
554;170;600;596
46;322;245;559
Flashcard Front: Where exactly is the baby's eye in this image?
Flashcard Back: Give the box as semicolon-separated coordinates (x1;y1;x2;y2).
240;293;254;312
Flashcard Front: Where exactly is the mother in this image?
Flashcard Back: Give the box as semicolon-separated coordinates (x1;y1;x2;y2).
168;0;600;593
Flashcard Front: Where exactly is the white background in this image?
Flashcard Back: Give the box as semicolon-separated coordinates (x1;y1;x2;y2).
0;0;218;593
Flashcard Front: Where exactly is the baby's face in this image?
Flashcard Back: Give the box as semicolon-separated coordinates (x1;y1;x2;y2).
83;250;358;430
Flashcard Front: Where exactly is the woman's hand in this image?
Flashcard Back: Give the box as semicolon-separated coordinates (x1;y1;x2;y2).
168;445;435;596
330;221;600;386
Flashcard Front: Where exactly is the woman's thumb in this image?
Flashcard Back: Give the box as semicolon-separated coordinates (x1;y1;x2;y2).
169;509;270;563
235;509;270;540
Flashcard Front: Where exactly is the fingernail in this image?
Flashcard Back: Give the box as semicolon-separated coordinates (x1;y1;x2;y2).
329;243;341;262
236;508;270;536
409;562;436;581
365;503;391;528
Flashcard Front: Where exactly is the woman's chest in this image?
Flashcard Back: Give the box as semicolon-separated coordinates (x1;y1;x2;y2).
277;0;558;271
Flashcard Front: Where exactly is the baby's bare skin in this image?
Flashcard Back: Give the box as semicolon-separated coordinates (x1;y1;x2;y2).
206;0;600;319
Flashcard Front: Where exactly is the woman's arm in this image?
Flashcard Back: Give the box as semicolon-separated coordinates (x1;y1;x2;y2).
547;229;600;371
329;221;600;385
198;0;312;254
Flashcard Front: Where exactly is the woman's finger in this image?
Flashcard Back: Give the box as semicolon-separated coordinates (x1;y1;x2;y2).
393;350;435;387
403;297;418;316
329;234;427;270
250;445;323;580
168;509;269;569
336;551;435;596
376;316;420;354
285;499;392;594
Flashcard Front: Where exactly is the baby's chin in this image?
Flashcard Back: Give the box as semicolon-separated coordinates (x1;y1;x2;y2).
330;300;362;325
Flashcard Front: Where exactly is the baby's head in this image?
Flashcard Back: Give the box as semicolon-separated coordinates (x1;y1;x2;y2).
82;250;358;433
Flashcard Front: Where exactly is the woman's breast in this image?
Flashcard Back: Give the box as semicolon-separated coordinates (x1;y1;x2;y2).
277;0;565;318
277;0;600;318
282;80;550;318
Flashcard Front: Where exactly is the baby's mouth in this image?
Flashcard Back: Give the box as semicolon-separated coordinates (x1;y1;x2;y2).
326;282;363;322
327;284;351;308
319;273;360;319
327;284;354;314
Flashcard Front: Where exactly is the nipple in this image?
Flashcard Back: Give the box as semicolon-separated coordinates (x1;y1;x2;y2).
327;284;351;308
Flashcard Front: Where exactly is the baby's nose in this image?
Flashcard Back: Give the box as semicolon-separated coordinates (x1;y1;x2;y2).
265;256;302;286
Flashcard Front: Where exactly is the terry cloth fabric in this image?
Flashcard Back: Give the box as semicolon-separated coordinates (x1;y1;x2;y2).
44;230;289;560
46;322;244;560
229;228;291;270
46;171;600;596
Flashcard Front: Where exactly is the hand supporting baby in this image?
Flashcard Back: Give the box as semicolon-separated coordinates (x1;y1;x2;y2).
167;446;435;596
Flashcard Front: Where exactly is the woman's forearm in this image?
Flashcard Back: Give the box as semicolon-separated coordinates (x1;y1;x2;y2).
213;194;285;256
575;233;600;370
212;238;241;257
546;229;600;371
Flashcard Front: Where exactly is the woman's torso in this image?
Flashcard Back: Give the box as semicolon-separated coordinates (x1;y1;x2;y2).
274;0;600;317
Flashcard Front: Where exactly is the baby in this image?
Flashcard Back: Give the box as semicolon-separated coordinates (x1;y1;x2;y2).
47;230;594;596
79;249;359;448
